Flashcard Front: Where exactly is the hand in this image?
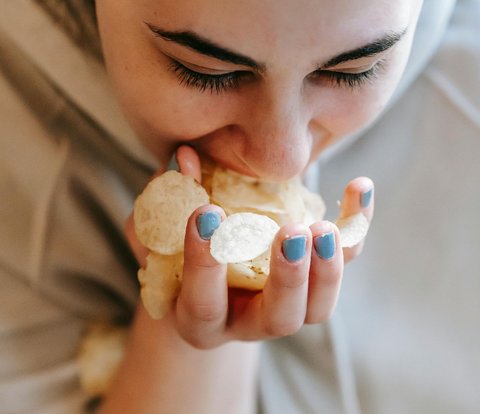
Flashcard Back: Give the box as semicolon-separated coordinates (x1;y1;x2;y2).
125;145;374;349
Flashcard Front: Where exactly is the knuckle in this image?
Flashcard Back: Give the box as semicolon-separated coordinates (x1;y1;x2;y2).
270;270;308;290
316;268;341;287
187;302;225;323
181;332;216;350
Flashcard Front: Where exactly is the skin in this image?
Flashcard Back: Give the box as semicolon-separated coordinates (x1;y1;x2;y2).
95;0;423;412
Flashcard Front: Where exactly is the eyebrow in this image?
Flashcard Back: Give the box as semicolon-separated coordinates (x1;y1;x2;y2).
146;23;266;72
146;23;407;71
321;29;407;68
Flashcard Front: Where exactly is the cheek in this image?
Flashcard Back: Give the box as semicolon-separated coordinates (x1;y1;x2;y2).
106;53;222;143
98;6;226;151
324;88;389;135
314;57;410;140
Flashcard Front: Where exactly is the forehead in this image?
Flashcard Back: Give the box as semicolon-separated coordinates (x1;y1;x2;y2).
141;0;414;61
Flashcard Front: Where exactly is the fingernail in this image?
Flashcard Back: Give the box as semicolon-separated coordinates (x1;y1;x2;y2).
196;211;221;240
360;188;373;208
314;232;336;260
167;150;179;171
282;235;307;262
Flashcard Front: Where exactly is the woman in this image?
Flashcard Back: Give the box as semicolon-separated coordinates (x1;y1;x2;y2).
1;0;479;413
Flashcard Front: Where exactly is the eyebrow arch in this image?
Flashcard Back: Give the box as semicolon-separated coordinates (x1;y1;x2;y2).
146;23;266;72
321;28;408;68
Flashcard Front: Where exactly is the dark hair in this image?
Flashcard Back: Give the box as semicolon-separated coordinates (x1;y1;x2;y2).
34;0;102;60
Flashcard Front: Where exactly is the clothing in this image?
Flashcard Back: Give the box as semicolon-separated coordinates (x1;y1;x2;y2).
1;0;479;413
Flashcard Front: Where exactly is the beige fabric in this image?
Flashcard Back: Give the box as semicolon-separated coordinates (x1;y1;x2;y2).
1;0;157;169
0;5;152;411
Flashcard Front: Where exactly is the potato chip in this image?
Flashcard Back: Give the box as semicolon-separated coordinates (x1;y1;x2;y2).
211;167;286;214
210;212;280;263
134;170;209;255
227;249;271;290
133;165;370;317
301;185;327;226
138;252;184;319
336;212;370;248
275;178;308;224
77;323;128;396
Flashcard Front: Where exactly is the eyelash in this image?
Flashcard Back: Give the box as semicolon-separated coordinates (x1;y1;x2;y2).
169;59;385;94
314;59;386;88
169;61;245;94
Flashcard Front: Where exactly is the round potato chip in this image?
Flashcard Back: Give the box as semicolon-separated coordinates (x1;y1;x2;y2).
134;170;209;254
210;212;280;263
336;212;370;248
138;252;184;319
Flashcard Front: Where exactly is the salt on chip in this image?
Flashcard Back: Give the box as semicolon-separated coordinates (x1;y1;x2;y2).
138;252;184;319
134;170;209;255
227;250;271;290
336;212;370;248
210;213;279;264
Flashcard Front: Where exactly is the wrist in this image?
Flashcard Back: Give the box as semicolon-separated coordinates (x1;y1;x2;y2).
100;304;260;414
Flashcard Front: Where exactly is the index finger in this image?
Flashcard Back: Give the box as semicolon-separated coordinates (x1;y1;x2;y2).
176;205;228;349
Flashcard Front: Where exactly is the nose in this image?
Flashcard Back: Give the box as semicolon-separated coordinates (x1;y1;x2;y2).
237;85;313;181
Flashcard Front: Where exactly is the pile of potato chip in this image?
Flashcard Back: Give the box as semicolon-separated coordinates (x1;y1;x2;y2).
133;161;369;319
76;162;369;397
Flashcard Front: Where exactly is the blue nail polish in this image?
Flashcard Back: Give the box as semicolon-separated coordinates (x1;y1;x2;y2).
361;188;373;208
196;211;221;240
314;232;336;260
167;151;179;171
282;235;307;262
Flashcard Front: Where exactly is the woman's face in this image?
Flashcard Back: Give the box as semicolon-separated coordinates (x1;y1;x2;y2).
97;0;423;180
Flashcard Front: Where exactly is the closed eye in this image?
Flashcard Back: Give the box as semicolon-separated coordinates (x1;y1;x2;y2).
169;60;250;93
309;59;386;88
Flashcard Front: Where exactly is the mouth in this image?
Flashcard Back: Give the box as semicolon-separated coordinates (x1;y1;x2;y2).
192;145;261;179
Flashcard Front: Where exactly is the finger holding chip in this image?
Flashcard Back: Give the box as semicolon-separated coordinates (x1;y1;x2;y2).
176;204;228;349
305;220;344;324
337;177;374;263
255;223;312;338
